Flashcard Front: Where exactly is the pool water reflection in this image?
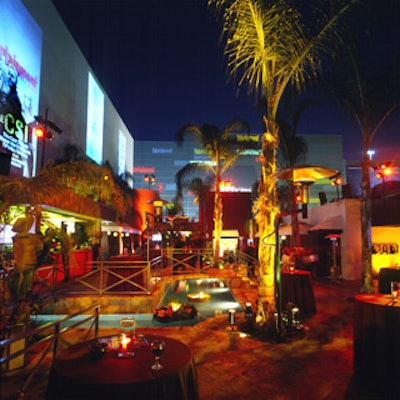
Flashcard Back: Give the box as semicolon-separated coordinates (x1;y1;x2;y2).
156;278;243;324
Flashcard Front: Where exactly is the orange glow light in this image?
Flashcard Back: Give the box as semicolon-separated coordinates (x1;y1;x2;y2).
34;127;45;138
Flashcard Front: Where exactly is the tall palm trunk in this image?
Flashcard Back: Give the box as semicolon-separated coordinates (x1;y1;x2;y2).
213;159;223;263
360;149;374;293
255;124;280;327
213;190;223;263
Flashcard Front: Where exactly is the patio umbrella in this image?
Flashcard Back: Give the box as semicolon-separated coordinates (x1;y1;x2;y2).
279;222;313;236
275;165;339;183
275;165;340;218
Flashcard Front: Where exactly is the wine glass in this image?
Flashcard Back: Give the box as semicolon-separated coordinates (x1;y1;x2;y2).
151;339;166;370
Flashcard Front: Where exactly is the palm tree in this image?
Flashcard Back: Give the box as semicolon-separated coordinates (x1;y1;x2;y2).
207;0;361;328
175;174;212;238
176;119;252;262
327;42;400;293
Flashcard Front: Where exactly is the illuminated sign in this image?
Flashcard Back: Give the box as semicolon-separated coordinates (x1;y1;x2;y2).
190;160;215;166
0;0;42;177
152;147;173;154
86;72;104;164
241;149;260;156
133;166;155;173
194;148;208;155
236;134;260;142
372;243;399;254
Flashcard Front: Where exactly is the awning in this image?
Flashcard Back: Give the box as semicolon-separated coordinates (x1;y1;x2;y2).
279;222;313;236
310;215;343;231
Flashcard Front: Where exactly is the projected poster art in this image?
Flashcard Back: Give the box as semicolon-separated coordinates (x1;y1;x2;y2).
0;0;42;177
86;72;104;165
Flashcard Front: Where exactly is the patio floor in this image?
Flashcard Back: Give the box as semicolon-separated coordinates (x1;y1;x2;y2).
1;274;390;400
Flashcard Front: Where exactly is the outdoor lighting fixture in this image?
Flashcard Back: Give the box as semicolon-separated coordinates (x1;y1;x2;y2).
295;181;313;218
244;302;253;320
325;233;341;279
186;292;211;302
32;108;62;169
227;309;236;326
219;180;232;191
367;149;375;160
144;174;155;188
374;162;392;179
291;307;300;328
373;162;392;204
331;175;343;200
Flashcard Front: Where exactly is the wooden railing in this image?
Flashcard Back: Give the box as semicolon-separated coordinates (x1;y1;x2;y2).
1;248;257;298
0;305;100;400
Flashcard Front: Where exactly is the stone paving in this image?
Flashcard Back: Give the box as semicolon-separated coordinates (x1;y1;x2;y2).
1;274;390;400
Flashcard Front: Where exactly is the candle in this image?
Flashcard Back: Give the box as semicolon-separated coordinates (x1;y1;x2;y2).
120;334;131;350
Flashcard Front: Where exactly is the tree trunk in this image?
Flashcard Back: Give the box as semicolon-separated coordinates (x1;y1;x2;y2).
255;130;280;329
360;151;374;293
213;190;223;264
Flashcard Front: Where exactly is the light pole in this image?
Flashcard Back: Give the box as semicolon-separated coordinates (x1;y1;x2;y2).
33;108;62;169
331;175;343;201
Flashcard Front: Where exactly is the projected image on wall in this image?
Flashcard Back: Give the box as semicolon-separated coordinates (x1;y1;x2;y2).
118;129;126;177
86;72;104;164
0;0;42;177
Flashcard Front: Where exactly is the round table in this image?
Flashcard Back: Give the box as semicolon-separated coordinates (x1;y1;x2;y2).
281;270;317;317
46;334;199;400
354;294;400;395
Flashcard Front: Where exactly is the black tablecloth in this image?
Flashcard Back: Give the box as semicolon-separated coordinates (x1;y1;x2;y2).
378;267;400;293
353;294;400;395
46;334;199;400
281;270;317;317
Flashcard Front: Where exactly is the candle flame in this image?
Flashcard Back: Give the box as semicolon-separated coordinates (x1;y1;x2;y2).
121;333;131;350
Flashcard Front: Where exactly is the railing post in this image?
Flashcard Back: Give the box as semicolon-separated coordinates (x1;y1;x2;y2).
95;306;99;338
53;322;60;359
99;262;104;295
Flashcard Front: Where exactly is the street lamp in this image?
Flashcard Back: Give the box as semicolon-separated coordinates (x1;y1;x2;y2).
144;174;155;188
33;108;62;169
331;175;343;201
367;149;375;160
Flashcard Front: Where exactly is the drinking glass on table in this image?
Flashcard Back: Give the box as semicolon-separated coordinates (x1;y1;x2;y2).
151;339;166;370
120;317;136;338
390;281;399;299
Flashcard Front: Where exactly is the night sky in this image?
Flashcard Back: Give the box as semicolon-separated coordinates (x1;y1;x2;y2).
51;0;400;161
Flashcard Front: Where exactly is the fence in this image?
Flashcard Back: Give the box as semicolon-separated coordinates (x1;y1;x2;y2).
0;248;257;298
0;305;100;400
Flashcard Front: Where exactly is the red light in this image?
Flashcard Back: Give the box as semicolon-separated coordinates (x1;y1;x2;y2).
295;194;302;203
383;167;391;176
34;126;45;138
331;176;343;186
